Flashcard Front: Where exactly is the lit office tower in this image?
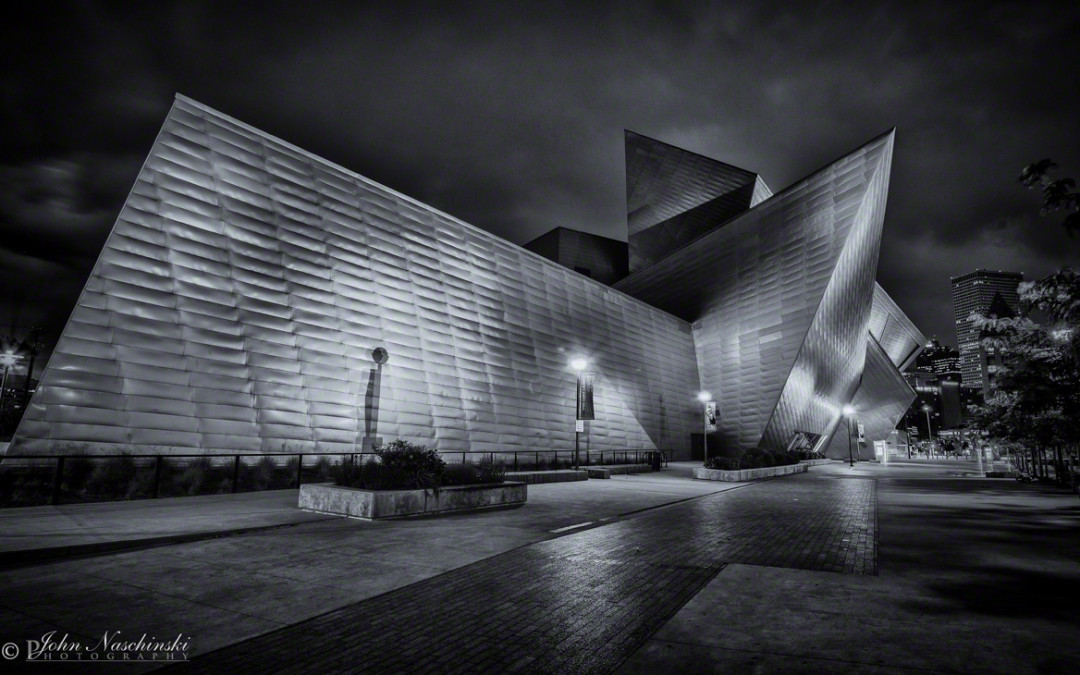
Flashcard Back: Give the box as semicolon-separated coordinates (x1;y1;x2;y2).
950;269;1023;393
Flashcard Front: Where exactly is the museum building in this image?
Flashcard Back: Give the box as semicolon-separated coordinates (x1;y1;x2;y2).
8;95;923;461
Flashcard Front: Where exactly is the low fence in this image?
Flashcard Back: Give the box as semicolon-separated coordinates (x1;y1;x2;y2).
0;449;661;508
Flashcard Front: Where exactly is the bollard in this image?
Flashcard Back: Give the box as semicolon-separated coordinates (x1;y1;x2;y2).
51;456;65;506
232;455;241;493
153;456;164;498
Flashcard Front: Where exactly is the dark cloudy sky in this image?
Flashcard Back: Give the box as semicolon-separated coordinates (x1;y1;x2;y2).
3;1;1079;365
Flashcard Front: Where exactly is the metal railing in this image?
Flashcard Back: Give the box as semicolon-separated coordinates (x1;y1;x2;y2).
0;449;664;507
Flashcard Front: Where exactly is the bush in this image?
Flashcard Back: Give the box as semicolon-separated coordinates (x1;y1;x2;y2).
375;440;444;490
442;461;506;486
706;448;800;471
334;440;445;491
706;456;740;471
172;457;230;495
65;455;96;493
85;454;139;498
332;441;509;490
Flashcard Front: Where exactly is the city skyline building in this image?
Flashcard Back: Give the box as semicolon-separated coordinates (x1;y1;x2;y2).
8;96;923;460
950;269;1023;393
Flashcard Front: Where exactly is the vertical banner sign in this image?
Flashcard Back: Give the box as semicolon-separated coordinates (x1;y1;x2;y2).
577;372;595;421
705;401;717;431
575;420;584;433
857;422;865;443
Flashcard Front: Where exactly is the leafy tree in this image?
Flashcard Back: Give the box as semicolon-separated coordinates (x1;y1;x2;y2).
970;309;1080;480
1019;159;1080;235
968;161;1080;481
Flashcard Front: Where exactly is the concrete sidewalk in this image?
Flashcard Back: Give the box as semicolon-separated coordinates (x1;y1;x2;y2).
0;463;715;567
0;466;742;671
0;490;334;566
619;462;1080;674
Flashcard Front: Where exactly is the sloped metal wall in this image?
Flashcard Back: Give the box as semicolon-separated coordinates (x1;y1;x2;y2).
10;96;699;457
824;334;917;460
869;282;926;372
616;131;896;454
625;131;771;273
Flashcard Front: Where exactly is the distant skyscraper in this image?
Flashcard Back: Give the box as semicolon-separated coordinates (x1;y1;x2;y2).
913;338;960;375
951;269;1023;392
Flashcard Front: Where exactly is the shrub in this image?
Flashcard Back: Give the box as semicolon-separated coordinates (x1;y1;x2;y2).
64;454;96;494
308;456;336;482
706;449;799;471
706;456;740;471
442;461;506;486
773;452;798;467
85;454;138;498
173;457;229;495
375;440;444;490
334;440;445;491
332;442;510;490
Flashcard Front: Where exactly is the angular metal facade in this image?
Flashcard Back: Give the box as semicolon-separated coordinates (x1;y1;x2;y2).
616;130;898;454
10;99;923;461
869;282;926;372
824;334;917;460
10;96;699;457
625;131;770;274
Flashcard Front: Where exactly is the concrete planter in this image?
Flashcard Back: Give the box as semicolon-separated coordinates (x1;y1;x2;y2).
585;463;653;479
298;482;527;520
504;470;589;484
693;463;808;482
798;458;833;466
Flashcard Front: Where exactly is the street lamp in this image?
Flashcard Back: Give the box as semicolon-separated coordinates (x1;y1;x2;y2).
698;391;711;465
922;404;933;458
571;358;588;468
843;404;857;467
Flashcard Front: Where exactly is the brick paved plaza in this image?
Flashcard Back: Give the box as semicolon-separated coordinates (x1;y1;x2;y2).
167;474;875;674
2;462;1078;674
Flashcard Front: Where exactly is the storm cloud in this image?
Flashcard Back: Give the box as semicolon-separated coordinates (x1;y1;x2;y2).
2;0;1078;358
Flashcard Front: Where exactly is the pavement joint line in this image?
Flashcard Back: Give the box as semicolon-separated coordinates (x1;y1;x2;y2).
550;521;594;533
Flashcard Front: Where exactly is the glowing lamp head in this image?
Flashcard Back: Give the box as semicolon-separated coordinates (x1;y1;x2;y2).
0;352;19;368
842;404;856;416
570;358;588;372
697;391;711;402
922;404;932;412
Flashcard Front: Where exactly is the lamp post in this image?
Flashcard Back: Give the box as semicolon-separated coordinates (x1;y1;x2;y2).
571;358;588;469
698;391;711;465
843;405;857;467
922;404;933;458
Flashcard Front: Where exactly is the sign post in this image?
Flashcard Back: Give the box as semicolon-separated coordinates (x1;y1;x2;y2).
575;371;594;469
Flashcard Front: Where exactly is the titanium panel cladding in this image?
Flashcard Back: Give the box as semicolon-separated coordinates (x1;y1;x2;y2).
617;130;896;454
869;282;926;371
625;131;771;273
10;96;699;457
824;334;916;459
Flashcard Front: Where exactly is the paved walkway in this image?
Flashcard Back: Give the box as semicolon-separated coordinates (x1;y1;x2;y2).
0;467;738;672
2;460;1077;674
167;473;874;673
0;490;333;565
620;463;1080;674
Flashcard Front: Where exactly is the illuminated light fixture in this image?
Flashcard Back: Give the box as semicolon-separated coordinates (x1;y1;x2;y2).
570;358;588;372
842;404;856;416
697;391;711;402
